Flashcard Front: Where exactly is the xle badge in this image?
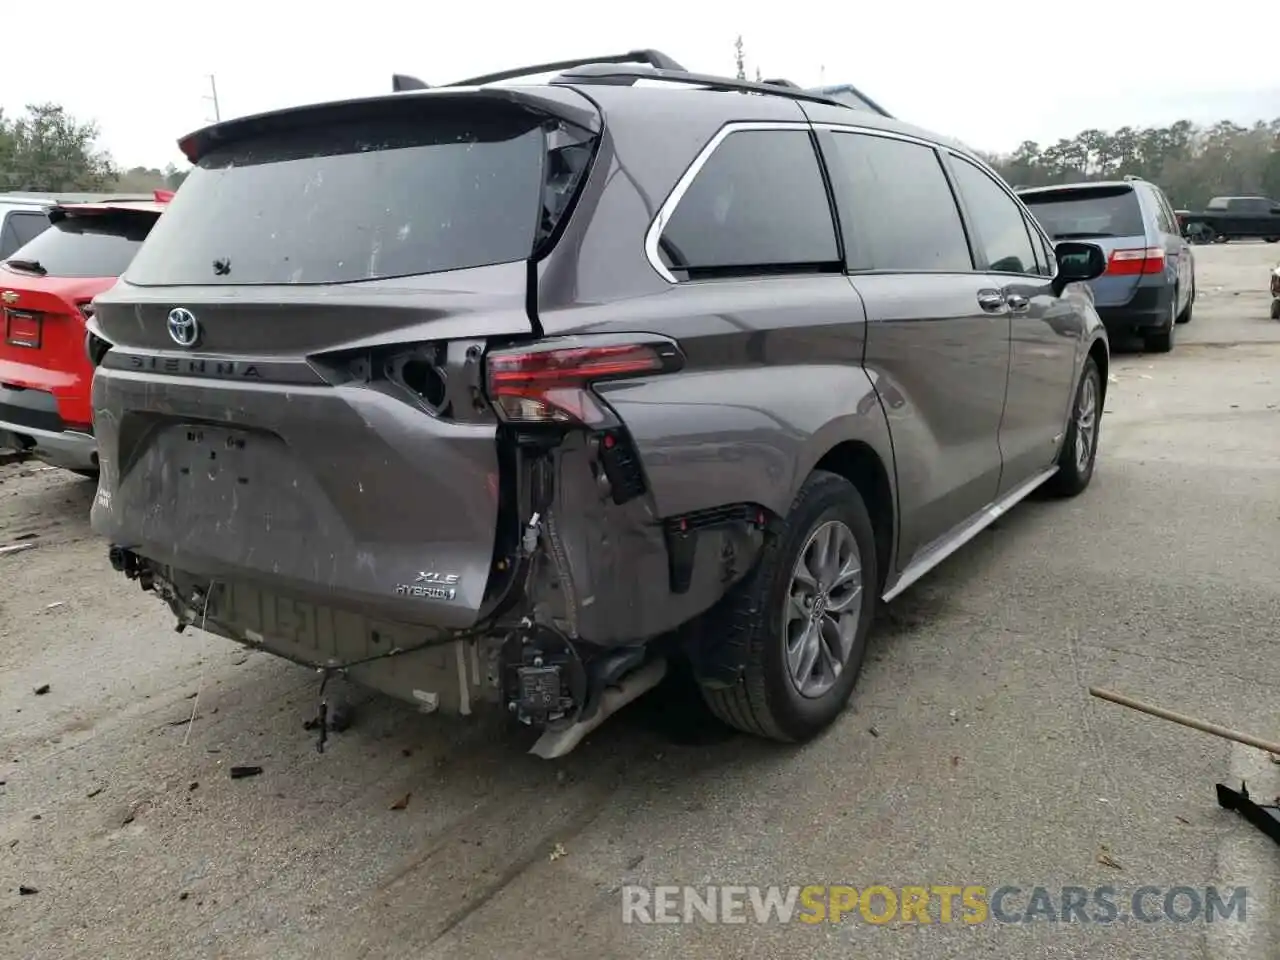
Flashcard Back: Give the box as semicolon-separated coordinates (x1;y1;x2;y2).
395;571;460;601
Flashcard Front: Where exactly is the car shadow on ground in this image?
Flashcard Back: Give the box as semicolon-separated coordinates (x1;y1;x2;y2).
0;464;97;542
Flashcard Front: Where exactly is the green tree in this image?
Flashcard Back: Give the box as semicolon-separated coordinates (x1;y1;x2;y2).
0;103;118;192
163;163;189;190
984;117;1280;208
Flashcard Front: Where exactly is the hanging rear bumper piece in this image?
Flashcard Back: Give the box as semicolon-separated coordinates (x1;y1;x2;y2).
1216;781;1280;847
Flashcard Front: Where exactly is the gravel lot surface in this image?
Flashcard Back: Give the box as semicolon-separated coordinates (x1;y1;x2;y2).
3;241;1279;959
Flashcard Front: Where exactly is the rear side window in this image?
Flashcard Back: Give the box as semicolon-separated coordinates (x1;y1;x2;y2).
823;132;972;272
3;210;156;278
125;105;594;286
1145;186;1176;234
656;129;840;280
3;211;51;256
1020;185;1145;240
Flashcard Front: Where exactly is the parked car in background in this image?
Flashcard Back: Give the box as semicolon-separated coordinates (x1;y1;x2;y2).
87;51;1109;757
0;196;55;260
0;192;171;475
1177;196;1280;244
1018;177;1194;353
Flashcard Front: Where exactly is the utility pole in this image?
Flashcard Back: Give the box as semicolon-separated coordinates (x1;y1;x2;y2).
204;74;222;123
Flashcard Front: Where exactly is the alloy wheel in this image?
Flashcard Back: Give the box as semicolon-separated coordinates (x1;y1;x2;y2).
1075;371;1098;474
783;520;864;699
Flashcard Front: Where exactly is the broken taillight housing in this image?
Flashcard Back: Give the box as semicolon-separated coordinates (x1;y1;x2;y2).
485;336;683;426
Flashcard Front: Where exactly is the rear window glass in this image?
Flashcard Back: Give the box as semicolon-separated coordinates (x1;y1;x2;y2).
4;210;156;278
1020;186;1144;240
125;109;557;287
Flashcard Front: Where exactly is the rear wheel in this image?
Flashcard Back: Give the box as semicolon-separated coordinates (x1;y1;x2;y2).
1271;299;1280;321
1143;292;1177;353
1176;281;1195;324
699;470;878;743
1044;356;1102;498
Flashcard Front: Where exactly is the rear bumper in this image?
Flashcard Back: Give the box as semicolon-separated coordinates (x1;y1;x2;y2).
0;421;97;471
1095;282;1175;333
0;382;97;471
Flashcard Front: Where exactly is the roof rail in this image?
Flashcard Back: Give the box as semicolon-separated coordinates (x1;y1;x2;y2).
446;50;687;88
760;78;802;89
554;65;892;116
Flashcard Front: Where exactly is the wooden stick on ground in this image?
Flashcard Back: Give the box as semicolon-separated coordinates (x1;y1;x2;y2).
1089;687;1280;756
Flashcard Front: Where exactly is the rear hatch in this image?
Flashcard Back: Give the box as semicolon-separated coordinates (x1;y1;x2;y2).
88;89;601;630
1019;184;1151;307
1;205;162;428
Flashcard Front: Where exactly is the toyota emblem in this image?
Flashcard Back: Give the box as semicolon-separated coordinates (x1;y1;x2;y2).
167;307;200;348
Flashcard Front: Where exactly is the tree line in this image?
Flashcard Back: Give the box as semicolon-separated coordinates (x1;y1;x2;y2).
979;119;1280;209
5;84;1280;212
0;103;187;195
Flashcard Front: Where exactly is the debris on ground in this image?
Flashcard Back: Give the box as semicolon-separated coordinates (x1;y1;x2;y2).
45;601;66;611
229;766;263;780
0;543;37;557
179;892;189;901
33;684;50;696
188;782;199;791
868;726;880;737
1097;850;1123;871
549;842;568;862
86;786;104;799
1176;816;1191;825
18;885;38;896
389;793;411;811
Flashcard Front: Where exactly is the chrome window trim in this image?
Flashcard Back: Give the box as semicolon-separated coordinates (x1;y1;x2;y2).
946;148;1059;280
643;121;815;284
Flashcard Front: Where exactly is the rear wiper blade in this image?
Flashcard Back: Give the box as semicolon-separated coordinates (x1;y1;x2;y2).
3;258;47;275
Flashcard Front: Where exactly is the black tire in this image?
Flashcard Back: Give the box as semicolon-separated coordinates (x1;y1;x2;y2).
71;468;100;480
698;470;878;743
1044;356;1102;498
1271;299;1280;321
1265;237;1278;244
1143;291;1176;353
1176;282;1194;324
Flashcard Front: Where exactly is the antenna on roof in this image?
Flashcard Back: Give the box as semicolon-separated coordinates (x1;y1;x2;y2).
392;73;430;92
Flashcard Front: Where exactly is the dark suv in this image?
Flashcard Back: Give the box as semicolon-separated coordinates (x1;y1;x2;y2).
87;51;1109;757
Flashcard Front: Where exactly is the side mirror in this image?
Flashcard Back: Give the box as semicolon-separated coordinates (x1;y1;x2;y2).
1053;241;1106;293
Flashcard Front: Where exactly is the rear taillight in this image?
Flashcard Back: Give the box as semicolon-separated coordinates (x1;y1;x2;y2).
1106;247;1165;276
485;337;682;426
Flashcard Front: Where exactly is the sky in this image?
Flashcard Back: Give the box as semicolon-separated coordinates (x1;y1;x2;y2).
2;0;1274;169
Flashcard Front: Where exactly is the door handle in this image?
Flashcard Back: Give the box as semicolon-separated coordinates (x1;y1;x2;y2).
1005;292;1030;312
977;290;1007;313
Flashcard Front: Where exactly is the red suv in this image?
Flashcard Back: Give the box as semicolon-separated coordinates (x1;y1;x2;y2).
0;192;170;475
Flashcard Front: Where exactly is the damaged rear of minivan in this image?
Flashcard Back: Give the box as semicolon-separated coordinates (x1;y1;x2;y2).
87;86;763;756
